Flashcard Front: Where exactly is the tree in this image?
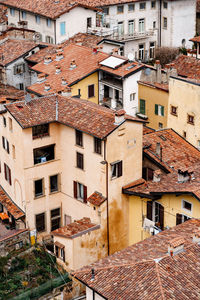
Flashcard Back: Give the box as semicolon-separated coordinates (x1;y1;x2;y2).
155;47;179;67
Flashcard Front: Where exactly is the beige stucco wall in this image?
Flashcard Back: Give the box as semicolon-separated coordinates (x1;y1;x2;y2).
167;78;200;148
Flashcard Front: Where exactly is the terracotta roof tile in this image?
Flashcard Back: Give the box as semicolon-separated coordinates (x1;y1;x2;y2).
170;55;200;82
169;237;185;248
6;95;143;139
87;192;106;206
52;217;99;238
73;219;200;300
0;0;98;19
0;185;25;219
138;80;169;92
143;125;155;135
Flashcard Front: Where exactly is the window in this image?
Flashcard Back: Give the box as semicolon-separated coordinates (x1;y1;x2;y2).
60;22;66;35
19;83;24;90
153;21;156;29
155;104;164;116
111;160;122;178
32;124;49;139
139;99;146;115
147;201;164;229
46;18;52;27
171;106;177;116
10;8;15;16
176;213;190;225
197;140;200;150
50;175;59;193
103;7;109;15
21;11;26;19
128;20;135;35
94;137;102;154
3;116;6;127
9;118;12;131
51;208;61;231
87;17;92;28
13;63;25;75
36;213;45;232
33;144;55;165
118;21;124;36
142;167;154;180
34;179;44;198
163;17;167;29
139;44;145;60
130;93;136;101
139;18;145;33
45;36;53;43
35;15;40;24
163;1;168;9
76;152;84;169
75;130;83;147
139;2;146;10
0;203;3;213
2;136;9;153
12;145;15;159
149;42;155;59
151;1;156;8
73;181;87;203
88;84;95;98
159;122;163;129
182;200;192;212
128;4;135;12
187;114;194;125
117;5;124;13
4;163;11;185
183;131;187;139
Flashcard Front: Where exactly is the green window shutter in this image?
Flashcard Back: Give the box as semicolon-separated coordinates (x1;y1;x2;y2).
155;104;158;115
140;99;145;115
161;106;164;116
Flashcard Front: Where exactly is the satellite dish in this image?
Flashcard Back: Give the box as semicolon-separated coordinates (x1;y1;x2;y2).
128;53;134;62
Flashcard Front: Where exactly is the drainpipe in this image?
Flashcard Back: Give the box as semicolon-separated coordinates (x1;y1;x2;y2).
159;0;162;47
103;139;110;256
54;20;56;44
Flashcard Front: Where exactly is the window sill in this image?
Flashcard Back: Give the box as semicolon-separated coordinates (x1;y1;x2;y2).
171;112;177;117
33;133;49;140
49;190;60;195
187;121;194;125
34;194;45;200
93;151;102;156
76;166;85;171
88;96;95;99
75;144;84;149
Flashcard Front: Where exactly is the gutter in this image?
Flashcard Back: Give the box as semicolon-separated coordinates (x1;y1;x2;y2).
103;138;110;256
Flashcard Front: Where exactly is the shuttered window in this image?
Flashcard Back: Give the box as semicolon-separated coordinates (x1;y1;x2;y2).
4;163;11;185
111;160;123;178
60;22;66;36
88;84;95;98
76;152;84;170
155;104;164;116
147;201;152;220
139;99;146;114
75;130;83;147
94;137;102;154
73;181;87;203
36;213;45;232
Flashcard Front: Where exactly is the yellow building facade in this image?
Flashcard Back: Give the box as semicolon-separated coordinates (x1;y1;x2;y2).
138;81;169;130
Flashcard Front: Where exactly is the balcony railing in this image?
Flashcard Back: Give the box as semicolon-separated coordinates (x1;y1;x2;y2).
100;97;123;110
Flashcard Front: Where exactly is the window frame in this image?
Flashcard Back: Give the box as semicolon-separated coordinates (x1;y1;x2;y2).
103;7;109;15
32;124;49;139
139;2;146;10
94;137;102;155
35;212;46;232
73;181;87;203
49;174;59;194
34;178;44;198
171;105;178;116
75;129;83;147
182;199;193;214
60;21;66;36
76;152;84;170
4;163;11;185
139;99;146;115
9;118;13;132
33;144;55;165
187;114;194;125
46;18;52;27
111;160;123;179
10;8;15;16
21;11;26;20
163;17;167;29
117;5;124;14
155;104;164;116
151;1;156;8
128;4;135;12
88;84;95;98
163;1;168;9
35;15;40;24
51;208;61;231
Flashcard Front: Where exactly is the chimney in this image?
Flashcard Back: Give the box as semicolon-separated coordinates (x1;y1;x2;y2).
56;51;64;61
168;237;185;257
153;169;161;182
91;268;95;281
44;82;51;91
155;60;161;83
44;55;52;64
37;73;46;83
114;110;126;125
56;45;63;52
61;86;71;97
112;47;119;55
178;168;190;183
61;77;67;85
165;64;171;82
192;228;200;244
156;142;162;159
70;59;77;70
55;65;61;74
169;63;178;77
92;47;98;54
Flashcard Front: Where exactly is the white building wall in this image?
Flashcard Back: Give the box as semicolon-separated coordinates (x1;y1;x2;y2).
123;70;142;116
56;7;96;43
86;286;107;300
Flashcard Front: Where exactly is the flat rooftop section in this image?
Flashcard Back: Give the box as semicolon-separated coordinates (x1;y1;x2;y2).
0;223;27;242
99;56;126;69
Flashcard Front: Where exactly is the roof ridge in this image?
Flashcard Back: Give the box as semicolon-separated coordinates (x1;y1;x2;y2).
155;261;166;300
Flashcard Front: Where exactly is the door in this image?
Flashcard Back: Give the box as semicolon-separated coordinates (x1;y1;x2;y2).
118;22;124;36
128;20;134;35
87;17;92;28
64;214;71;226
104;85;109;98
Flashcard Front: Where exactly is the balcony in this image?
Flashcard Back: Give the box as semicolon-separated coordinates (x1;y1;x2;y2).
110;30;155;42
100;97;123;110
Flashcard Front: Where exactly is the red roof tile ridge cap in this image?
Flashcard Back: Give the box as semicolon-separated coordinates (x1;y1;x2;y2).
73;259;156;275
155;262;166;300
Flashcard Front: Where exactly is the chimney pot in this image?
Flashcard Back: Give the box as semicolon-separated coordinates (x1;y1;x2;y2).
168;237;185;256
55;65;61;74
56;51;64;61
44;82;51;91
153;169;161;182
91;268;95;281
61;86;71;97
70;59;77;69
61;77;67;85
193;228;200;243
114;110;126;125
37;73;46;83
44;55;52;64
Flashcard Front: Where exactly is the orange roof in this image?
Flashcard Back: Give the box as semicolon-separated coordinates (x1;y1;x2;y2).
87;192;106;206
170;55;200;82
190;36;200;43
52;217;100;238
138;80;169;92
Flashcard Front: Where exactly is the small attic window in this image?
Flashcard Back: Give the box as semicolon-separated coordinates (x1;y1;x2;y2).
16;104;23;110
159;135;166;141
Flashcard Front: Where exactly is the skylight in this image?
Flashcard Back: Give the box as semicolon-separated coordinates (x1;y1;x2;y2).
99;56;126;69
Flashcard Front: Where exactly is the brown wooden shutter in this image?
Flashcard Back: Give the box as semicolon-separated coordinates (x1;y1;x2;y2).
8;167;11;185
176;213;182;225
7;140;9;154
83;185;87;203
4;163;7;180
2;136;5;149
159;204;164;230
147;201;152;220
73;181;77;199
118;161;123;177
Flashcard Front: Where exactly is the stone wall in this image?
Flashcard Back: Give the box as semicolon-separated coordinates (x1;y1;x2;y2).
0;229;30;256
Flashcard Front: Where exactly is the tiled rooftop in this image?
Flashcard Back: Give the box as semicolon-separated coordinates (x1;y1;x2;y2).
190;36;200;43
143;125;155;135
170;54;200;81
138;80;169;92
73;219;200;300
0;84;24;103
87;192;106;206
0;185;25;219
6;95;143;139
52;218;99;238
27;43;144;96
0;0;98;19
0;38;38;66
0;4;7;24
143;128;200;173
